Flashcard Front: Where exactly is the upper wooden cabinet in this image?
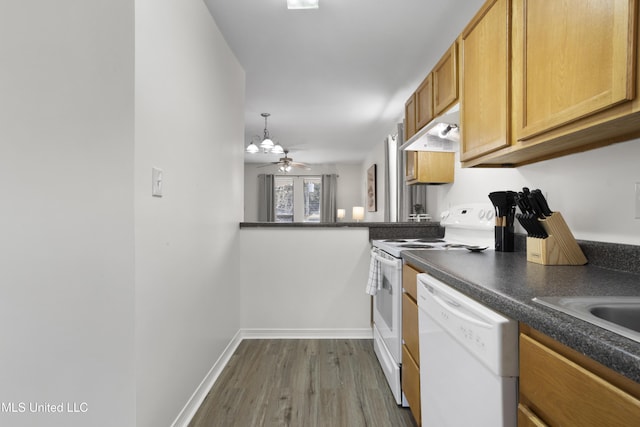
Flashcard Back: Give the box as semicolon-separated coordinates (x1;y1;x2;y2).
415;73;434;130
460;0;640;167
433;42;459;116
405;93;417;140
405;151;454;185
404;42;458;144
459;0;511;162
515;0;637;141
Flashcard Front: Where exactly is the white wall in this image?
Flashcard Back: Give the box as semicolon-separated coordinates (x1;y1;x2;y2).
135;1;244;426
0;2;135;427
427;138;640;245
243;163;362;221
239;229;371;334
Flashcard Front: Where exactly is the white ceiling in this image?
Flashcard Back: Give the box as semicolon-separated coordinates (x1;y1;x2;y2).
204;0;485;165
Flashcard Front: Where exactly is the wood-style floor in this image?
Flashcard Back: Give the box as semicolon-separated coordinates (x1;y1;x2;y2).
188;339;417;427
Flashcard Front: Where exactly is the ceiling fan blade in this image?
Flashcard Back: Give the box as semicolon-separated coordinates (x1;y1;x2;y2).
290;163;311;170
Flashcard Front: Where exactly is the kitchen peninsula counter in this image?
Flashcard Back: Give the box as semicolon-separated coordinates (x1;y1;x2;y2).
240;221;444;240
402;247;640;383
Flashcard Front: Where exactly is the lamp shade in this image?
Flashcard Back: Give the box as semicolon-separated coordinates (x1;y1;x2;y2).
287;0;319;9
337;209;345;220
271;143;284;154
246;142;259;153
260;138;274;150
352;206;364;222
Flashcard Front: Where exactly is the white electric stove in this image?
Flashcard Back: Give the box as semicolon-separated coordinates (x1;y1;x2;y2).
368;203;495;406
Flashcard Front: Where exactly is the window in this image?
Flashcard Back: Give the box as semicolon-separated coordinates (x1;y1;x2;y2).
303;177;321;222
274;177;294;222
274;176;322;223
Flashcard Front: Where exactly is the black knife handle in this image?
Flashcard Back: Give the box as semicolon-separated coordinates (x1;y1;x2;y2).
516;192;533;214
527;194;546;219
532;189;553;216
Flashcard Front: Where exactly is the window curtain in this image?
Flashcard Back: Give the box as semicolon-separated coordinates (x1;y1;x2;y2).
321;174;338;222
257;174;275;222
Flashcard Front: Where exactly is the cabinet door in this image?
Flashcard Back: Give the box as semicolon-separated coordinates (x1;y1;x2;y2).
515;0;637;141
406;151;454;184
460;0;511;161
415;73;434;130
517;404;548;427
405;94;417;140
405;151;418;182
401;345;421;425
402;264;420;300
520;333;640;426
402;293;419;363
433;42;458;116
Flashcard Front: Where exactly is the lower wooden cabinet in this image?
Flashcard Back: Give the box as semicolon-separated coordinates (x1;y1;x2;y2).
402;345;421;425
402;263;422;425
517;403;547;427
402;264;419;300
519;325;640;426
402;294;419;361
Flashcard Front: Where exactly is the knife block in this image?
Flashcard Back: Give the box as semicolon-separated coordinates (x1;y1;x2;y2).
526;212;587;266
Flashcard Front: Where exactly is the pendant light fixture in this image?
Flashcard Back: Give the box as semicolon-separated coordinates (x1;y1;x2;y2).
259;113;274;151
246;112;285;154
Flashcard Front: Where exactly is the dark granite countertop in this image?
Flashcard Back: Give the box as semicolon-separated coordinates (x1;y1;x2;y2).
239;221;441;228
240;221;443;240
401;249;640;383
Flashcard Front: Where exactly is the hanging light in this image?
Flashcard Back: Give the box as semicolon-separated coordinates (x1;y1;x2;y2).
287;0;319;9
259;113;274;151
245;113;286;154
271;143;284;154
246;139;259;153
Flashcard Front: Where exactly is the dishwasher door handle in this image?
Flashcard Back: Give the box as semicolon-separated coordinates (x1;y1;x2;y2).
430;292;492;329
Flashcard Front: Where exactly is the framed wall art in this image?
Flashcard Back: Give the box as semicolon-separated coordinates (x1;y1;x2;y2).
367;164;377;212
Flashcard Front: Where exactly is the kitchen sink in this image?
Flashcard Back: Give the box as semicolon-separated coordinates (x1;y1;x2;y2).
533;296;640;343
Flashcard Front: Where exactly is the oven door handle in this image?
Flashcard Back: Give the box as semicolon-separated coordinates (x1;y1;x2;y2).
371;250;402;269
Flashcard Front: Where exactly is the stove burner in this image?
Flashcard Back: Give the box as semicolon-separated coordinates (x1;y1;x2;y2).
383;239;408;243
400;244;435;249
415;238;446;243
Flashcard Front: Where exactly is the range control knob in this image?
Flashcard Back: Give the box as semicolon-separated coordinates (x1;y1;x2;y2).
478;209;486;219
485;210;495;221
441;211;450;221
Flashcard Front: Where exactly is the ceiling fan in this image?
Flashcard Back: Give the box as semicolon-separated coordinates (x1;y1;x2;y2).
258;150;311;173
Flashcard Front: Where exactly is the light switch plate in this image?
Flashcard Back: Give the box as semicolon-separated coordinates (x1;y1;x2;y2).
635;183;640;219
152;167;163;197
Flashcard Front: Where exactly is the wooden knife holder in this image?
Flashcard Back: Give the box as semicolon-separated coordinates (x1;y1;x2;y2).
526;212;587;266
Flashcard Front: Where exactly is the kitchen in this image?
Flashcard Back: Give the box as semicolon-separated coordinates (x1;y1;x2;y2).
2;1;640;427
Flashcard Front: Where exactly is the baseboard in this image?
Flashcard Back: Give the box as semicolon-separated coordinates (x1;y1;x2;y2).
170;329;243;427
171;327;373;427
240;327;373;339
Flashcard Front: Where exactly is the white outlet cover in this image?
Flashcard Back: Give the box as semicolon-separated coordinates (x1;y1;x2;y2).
152;167;163;197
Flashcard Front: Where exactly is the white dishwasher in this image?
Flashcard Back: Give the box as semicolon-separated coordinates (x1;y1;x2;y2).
417;273;518;427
